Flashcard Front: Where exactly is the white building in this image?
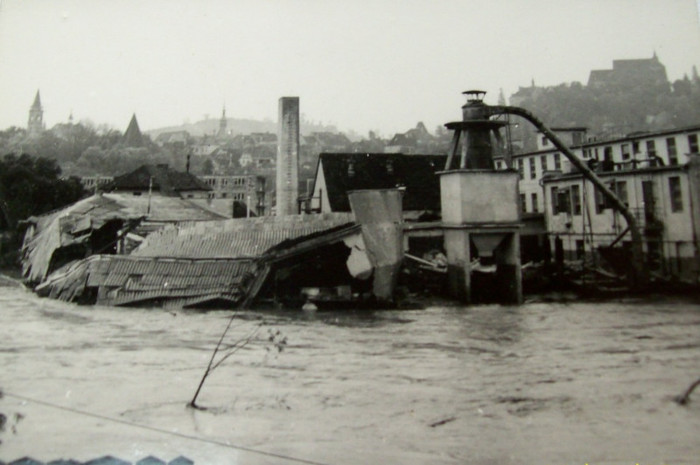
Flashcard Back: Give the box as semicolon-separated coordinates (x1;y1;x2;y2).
499;125;700;283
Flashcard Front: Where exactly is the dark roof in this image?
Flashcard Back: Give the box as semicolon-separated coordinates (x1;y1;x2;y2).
107;164;211;195
316;153;447;212
31;90;42;110
124;114;144;147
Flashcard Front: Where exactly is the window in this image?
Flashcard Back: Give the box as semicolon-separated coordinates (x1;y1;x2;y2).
632;141;639;153
541;136;549;147
541;155;548;171
529;157;537;179
594;187;607;214
531;193;539;213
669;176;683;212
520;193;527;213
667;137;678;165
582;149;590;159
646;140;657;158
689;134;699;154
571;185;581;215
551;186;558;214
557;189;571;214
621;144;631;160
517;159;524;180
614;181;628;206
554;153;561;171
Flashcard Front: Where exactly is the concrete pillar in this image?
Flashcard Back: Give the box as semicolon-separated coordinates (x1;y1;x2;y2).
276;97;300;216
495;232;523;304
444;229;471;303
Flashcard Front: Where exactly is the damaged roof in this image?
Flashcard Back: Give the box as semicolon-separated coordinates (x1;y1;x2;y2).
105;164;212;195
36;255;257;308
131;213;356;259
315;153;446;213
22;193;225;283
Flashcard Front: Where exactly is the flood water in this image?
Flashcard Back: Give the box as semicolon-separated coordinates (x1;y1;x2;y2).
1;285;699;465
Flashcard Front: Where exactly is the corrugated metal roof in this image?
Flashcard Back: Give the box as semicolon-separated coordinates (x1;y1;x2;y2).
36;254;256;308
22;193;226;283
132;213;356;259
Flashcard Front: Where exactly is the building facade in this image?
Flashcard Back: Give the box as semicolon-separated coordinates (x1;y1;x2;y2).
497;124;700;282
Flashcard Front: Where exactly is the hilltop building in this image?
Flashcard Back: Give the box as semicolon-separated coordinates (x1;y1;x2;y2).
27;90;44;137
588;53;669;91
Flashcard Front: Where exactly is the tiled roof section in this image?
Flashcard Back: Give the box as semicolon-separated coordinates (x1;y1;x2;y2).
132;213;356;259
317;153;446;212
107;164;211;195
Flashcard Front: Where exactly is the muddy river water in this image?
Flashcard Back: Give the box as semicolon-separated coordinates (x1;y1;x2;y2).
0;286;699;464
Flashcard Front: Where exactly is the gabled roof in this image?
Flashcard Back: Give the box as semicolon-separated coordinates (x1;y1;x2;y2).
315;153;446;212
106;164;211;195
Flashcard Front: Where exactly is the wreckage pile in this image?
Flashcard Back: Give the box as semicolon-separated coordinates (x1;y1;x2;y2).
19;191;401;309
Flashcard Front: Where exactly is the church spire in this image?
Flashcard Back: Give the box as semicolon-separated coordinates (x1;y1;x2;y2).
218;104;228;137
27;89;44;136
124;113;144;147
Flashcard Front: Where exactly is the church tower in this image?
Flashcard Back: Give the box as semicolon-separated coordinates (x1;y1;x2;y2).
218;105;228;137
28;90;44;136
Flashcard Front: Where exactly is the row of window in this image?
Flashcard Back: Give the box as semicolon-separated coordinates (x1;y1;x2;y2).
548;176;684;216
512;133;699;179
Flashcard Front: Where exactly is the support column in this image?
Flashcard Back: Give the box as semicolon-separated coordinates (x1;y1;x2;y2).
495;232;523;304
444;229;471;303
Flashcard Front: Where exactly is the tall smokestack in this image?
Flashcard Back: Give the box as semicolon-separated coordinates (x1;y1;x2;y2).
276;97;300;216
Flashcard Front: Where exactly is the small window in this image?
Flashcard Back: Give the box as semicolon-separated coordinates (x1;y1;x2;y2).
529;157;537;180
621;144;631;160
540;155;548;171
531;193;539;213
554;153;561;171
517;159;524;180
595;187;607;214
550;186;558;214
689;134;699;154
667;137;678;165
541;136;549;147
520;193;527;213
557;189;571;214
571;185;581;215
669;176;683;212
646;140;657;158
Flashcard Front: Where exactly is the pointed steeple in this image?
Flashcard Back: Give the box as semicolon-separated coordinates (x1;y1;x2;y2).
218;104;228;137
27;89;44;136
31;90;42;110
124;113;144;147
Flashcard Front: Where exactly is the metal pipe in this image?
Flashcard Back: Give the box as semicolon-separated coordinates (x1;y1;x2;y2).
489;105;647;288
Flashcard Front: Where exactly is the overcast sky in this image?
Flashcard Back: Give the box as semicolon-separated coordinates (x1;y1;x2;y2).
1;0;699;137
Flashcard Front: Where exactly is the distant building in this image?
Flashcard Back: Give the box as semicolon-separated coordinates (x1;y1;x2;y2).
81;176;114;192
27;90;44;137
385;122;436;154
105;163;211;199
155;130;190;147
587;53;669;91
199;175;267;217
124;114;144;147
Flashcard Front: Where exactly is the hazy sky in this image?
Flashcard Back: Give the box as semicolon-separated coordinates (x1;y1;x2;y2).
1;0;700;137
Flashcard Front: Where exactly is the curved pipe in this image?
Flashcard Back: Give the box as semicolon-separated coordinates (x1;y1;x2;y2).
489;105;646;287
